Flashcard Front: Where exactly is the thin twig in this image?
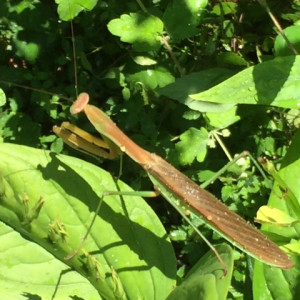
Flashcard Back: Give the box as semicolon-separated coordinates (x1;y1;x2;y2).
70;20;79;97
161;35;185;76
257;0;299;55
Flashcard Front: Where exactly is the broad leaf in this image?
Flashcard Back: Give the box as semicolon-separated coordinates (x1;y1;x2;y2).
0;221;100;299
274;25;300;57
157;69;236;113
163;0;208;41
167;244;234;300
0;143;176;299
191;56;300;109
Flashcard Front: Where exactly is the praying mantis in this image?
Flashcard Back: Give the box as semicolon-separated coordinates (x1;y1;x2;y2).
53;92;293;270
1;0;294;278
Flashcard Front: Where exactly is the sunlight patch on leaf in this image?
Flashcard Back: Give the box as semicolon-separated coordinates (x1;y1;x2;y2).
191;56;300;109
55;0;98;21
108;13;163;52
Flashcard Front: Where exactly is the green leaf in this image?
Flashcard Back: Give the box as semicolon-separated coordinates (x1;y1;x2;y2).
167;244;234;300
163;0;208;41
0;88;6;107
253;260;295;300
285;240;300;255
0;221;101;299
256;206;298;226
212;2;238;15
0;143;176;299
55;0;98;21
170;229;187;241
175;127;209;165
127;67;174;90
190;56;300;109
51;137;64;153
132;56;157;66
253;130;300;299
257;136;275;156
1;113;41;146
157;69;236;113
107;13;164;52
206;105;240;129
216;52;249;68
274;25;300;57
14;39;40;63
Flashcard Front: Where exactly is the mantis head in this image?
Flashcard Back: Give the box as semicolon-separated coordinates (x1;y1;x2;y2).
70;92;90;115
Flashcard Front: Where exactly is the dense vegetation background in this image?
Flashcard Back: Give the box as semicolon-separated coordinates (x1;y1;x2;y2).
0;0;300;299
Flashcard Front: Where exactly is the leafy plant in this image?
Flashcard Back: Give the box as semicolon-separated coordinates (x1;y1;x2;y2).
1;0;300;299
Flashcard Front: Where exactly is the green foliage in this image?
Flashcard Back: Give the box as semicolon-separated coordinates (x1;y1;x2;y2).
108;13;164;52
1;0;300;299
0;222;101;298
163;0;208;41
0;143;176;299
274;25;300;56
191;56;300;108
252;131;300;299
175;127;209;165
55;0;98;21
167;244;234;300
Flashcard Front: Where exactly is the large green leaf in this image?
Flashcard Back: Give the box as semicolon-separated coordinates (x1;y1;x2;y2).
253;130;300;299
0;221;100;299
157;69;235;113
163;0;208;41
190;56;300;109
274;25;300;57
0;143;176;299
167;244;234;300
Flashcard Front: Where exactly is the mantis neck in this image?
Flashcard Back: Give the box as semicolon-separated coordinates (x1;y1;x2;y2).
84;104;153;165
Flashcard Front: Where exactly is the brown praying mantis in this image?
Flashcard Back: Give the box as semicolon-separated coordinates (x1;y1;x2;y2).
53;92;293;270
0;1;294;273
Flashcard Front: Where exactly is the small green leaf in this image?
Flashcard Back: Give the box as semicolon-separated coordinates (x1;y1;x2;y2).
256;206;298;226
133;56;157;66
0;89;6;107
197;170;216;182
55;0;98;21
285;239;300;255
175;127;209;165
257;136;275;156
170;229;187;241
128;67;174;90
212;2;238;15
14;39;40;63
107;13;163;52
50;137;64;153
